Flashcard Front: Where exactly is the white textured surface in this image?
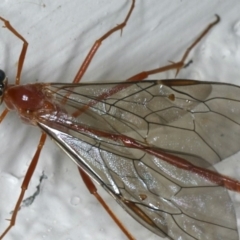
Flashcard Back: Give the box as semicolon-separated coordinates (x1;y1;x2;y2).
0;1;240;240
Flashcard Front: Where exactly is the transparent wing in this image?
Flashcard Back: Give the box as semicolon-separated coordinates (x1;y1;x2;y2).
37;80;240;239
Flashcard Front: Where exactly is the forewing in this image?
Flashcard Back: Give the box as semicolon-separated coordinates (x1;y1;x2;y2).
37;80;240;239
46;80;240;164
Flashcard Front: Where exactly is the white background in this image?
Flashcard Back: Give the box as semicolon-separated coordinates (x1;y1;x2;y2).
0;0;240;239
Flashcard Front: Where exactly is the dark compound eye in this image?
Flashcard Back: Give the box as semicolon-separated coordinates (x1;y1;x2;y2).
0;69;6;82
0;70;6;97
